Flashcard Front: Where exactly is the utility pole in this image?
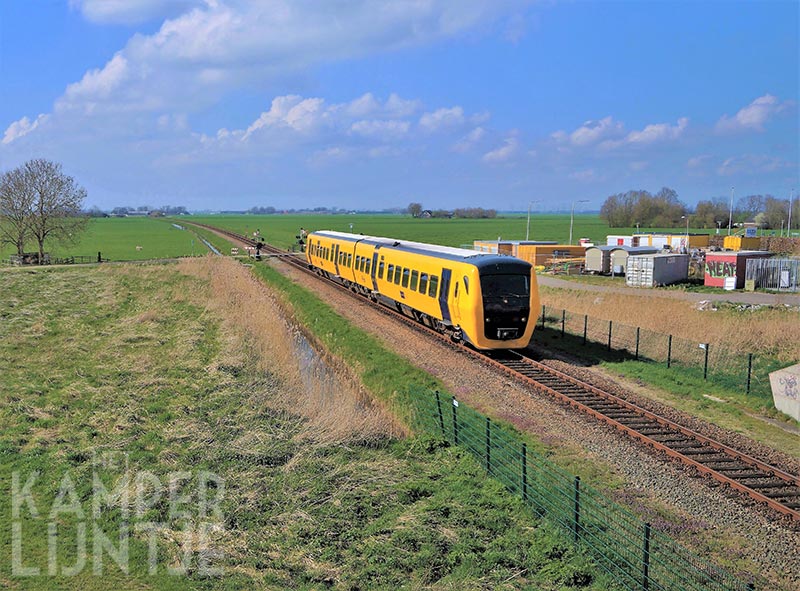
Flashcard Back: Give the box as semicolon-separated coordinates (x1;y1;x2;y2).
728;186;734;236
526;200;540;241
789;188;795;237
570;199;588;245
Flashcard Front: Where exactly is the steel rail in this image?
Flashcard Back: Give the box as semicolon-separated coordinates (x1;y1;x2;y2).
188;222;800;522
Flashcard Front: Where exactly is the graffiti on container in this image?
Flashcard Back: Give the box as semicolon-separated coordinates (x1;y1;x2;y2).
705;261;737;278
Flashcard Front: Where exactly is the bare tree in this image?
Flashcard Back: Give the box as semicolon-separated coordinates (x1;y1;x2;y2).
21;159;88;264
0;167;35;255
407;202;423;217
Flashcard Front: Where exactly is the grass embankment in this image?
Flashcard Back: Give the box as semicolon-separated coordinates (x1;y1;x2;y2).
0;261;612;590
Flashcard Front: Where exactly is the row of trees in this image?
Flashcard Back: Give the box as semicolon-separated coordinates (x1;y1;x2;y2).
600;188;798;230
0;159;87;262
407;202;497;219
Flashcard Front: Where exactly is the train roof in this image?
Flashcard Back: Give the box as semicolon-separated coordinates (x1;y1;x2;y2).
310;230;530;269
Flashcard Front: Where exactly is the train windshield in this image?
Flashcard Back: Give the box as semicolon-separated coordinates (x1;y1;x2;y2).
480;274;529;300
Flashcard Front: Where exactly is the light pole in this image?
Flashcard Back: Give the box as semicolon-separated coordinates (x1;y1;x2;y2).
569;199;588;245
728;186;734;236
526;200;540;241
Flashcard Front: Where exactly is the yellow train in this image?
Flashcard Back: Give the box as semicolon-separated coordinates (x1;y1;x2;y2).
305;231;539;350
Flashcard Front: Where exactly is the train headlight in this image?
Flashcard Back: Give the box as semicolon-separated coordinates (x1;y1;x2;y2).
522;317;527;322
485;317;490;323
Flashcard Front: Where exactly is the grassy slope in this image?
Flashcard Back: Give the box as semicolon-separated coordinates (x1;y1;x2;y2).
0;263;612;590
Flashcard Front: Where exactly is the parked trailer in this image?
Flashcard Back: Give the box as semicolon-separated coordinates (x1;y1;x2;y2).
745;258;800;292
585;245;615;274
626;253;689;288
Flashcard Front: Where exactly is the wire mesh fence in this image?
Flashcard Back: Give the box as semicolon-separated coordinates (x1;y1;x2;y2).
412;387;755;591
536;305;782;400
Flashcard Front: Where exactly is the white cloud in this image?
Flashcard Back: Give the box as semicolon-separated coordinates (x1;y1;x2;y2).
2;114;49;145
482;136;518;163
569;169;597;181
552;116;624;147
419;106;465;131
350;119;410;140
624;117;688;144
717;154;791;176
715;94;791;133
452;126;485;152
69;0;205;25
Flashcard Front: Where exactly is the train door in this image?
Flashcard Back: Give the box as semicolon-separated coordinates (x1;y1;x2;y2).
451;272;462;327
438;268;453;326
333;243;340;275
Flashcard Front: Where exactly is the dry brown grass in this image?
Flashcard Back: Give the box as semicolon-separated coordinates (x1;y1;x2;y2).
177;256;406;446
540;287;800;361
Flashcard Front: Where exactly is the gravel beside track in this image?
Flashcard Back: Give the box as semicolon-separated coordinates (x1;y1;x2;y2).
272;256;800;591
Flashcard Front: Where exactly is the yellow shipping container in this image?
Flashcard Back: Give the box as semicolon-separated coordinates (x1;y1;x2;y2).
723;236;761;251
515;244;585;266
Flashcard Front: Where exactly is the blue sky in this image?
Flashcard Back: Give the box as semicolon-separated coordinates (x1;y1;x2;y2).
0;0;797;211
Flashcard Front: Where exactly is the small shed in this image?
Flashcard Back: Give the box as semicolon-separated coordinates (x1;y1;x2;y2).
626;253;689;288
585;245;615;274
610;246;659;275
704;251;772;289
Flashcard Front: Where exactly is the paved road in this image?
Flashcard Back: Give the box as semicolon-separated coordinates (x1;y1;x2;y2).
536;275;800;307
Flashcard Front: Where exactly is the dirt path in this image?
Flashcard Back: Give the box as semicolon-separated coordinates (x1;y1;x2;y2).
537;275;800;306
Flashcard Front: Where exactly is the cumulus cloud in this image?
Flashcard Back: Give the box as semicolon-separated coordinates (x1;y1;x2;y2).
452;127;485;152
482;136;518;163
69;0;205;25
717;154;792;176
551;116;624;147
419;106;465;131
350;119;410;140
600;117;688;149
2;114;49;145
715;94;792;133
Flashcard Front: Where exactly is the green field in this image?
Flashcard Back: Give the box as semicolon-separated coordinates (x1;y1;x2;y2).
0;217;212;263
2;214;716;264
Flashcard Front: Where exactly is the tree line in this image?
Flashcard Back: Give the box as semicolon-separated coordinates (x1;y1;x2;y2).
0;159;87;263
407;202;497;219
600;188;798;230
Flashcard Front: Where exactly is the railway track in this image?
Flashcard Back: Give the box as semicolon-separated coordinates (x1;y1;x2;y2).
190;223;800;523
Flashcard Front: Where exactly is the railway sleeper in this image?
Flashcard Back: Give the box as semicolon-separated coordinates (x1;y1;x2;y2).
676;448;721;456
744;481;796;491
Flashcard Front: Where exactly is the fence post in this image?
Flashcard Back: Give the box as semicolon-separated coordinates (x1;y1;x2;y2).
642;522;651;590
541;305;546;329
583;314;588;345
521;443;528;501
703;344;709;380
573;476;581;542
635;327;640;360
607;320;613;351
561;309;566;337
435;390;445;436
485;417;491;473
746;353;753;395
667;335;673;368
452;399;459;446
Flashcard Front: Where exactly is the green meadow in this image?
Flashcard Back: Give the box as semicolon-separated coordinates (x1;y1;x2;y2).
0;218;210;263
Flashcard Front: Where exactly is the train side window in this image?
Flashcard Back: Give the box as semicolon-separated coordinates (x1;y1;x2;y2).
378;261;385;279
393;266;402;284
463;276;469;294
365;259;371;274
387;264;394;280
429;275;439;298
347;253;352;267
401;268;410;288
419;273;429;294
454;282;459;297
362;257;368;272
410;270;419;290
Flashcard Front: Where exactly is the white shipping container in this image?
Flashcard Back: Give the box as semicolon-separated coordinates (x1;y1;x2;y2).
626;254;689;288
606;235;634;246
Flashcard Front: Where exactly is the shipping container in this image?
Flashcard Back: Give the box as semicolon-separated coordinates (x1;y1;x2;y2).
515;244;585;266
610;246;659;275
626;253;689;288
584;246;615;273
606;235;634;246
722;235;761;251
472;240;556;254
745;258;800;292
704;251;771;288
